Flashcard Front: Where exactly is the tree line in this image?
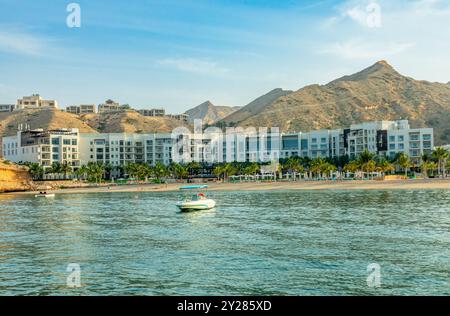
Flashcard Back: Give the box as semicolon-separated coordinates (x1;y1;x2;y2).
22;147;450;182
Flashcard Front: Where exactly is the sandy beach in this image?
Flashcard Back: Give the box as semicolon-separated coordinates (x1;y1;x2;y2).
7;178;450;196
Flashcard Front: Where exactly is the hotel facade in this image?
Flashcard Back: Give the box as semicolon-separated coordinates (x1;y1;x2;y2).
2;129;80;168
2;120;434;170
15;94;58;111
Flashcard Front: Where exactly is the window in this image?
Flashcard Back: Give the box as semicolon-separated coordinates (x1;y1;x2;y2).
52;147;59;153
423;134;431;141
389;136;395;142
321;137;327;143
51;138;60;145
63;139;71;145
52;154;59;160
398;136;404;142
389;144;395;150
72;139;78;145
398;143;404;150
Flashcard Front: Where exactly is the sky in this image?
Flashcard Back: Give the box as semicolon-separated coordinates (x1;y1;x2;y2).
0;0;449;113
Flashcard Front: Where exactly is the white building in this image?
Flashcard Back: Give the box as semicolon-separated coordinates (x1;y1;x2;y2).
98;99;125;113
15;94;58;111
138;108;165;117
280;120;433;163
0;104;14;112
2;129;80;169
66;104;97;115
2;120;435;171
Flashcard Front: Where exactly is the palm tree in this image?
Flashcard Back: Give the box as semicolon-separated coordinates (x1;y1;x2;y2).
344;161;360;174
213;165;225;181
27;163;44;180
153;162;168;182
376;158;395;177
244;162;260;178
422;161;438;178
357;150;376;178
124;162;139;179
86;162;105;183
169;163;189;180
432;147;449;177
283;157;304;175
49;162;62;174
223;163;238;180
75;165;88;180
396;152;411;178
60;162;73;180
186;161;201;176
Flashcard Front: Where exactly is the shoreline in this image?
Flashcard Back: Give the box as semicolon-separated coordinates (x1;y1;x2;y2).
4;179;450;196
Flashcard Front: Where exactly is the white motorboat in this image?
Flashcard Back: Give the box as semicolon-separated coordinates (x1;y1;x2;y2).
176;185;216;211
34;193;55;198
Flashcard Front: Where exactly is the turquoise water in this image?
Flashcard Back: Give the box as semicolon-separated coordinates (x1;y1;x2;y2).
0;190;449;295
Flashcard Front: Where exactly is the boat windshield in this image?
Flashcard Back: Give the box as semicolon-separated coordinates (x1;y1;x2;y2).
185;193;206;201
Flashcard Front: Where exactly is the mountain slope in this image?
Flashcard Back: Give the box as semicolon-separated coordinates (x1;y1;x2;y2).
236;61;450;145
221;88;293;124
185;101;240;124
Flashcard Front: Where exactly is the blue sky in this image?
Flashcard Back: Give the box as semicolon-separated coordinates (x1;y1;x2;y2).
0;0;449;112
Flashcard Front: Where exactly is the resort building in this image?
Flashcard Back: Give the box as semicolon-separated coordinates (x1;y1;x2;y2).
98;99;124;113
138;108;165;117
2;120;434;170
166;113;190;122
2;129;80;169
15;94;58;111
0;104;14;112
280;120;433;163
66;104;97;115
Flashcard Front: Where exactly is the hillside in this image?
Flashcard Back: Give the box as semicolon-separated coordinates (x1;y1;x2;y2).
81;109;189;133
220;88;293;124
185;101;240;124
233;61;450;145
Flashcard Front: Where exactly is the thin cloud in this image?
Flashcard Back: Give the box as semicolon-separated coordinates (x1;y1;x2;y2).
0;29;49;56
156;58;230;75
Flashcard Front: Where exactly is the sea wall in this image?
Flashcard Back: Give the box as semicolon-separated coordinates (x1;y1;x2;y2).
0;161;33;192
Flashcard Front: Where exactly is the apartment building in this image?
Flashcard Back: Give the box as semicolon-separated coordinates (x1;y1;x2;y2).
0;104;14;112
15;94;58;110
167;113;189;122
2;129;80;169
280;120;433;163
66;104;97;114
138;108;165;117
98;99;123;113
3;120;434;170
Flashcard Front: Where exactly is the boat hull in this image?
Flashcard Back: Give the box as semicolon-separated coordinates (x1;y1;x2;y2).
34;194;55;198
176;199;216;211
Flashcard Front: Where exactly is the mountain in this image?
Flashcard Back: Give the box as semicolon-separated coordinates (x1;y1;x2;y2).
185;101;240;124
232;61;450;145
220;88;293;124
81;110;189;133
